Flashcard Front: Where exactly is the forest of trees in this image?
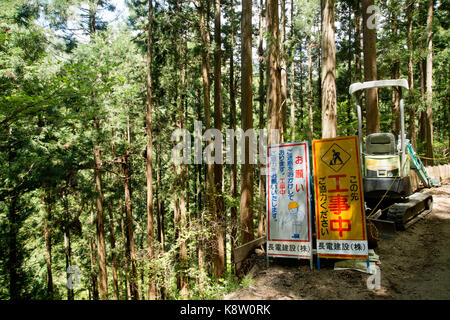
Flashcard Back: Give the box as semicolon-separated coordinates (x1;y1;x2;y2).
0;0;448;300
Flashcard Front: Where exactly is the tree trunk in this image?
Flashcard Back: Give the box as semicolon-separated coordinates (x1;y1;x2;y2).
420;59;426;97
362;0;379;134
62;194;74;300
122;154;139;300
89;209;99;300
63;230;74;300
174;194;180;282
240;0;255;246
198;0;215;279
213;0;225;279
417;0;426;152
88;237;99;300
280;0;287;141
354;0;362;83
119;199;131;300
299;49;304;123
156;153;167;300
43;211;53;299
194;85;204;283
392;62;401;136
176;35;189;297
321;0;338;139
178;159;188;298
353;0;363;125
158;202;166;299
407;0;417;148
418;53;426;146
8;196;19;300
156;139;165;251
258;0;265;239
197;0;207;288
230;0;238;266
92;126;108;299
317;11;322;116
88;0;107;299
42;187;53;299
138;234;146;300
425;0;434;165
307;39;314;140
289;0;296;142
146;0;156;300
391;8;400;137
107;204;119;300
347;2;353;136
267;0;281;145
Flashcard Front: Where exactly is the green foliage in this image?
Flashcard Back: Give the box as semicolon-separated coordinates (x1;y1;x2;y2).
0;0;448;301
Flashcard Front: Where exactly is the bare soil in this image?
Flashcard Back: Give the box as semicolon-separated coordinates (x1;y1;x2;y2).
224;182;450;300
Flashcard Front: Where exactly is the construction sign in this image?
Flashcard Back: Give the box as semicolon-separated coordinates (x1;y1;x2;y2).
312;136;368;259
266;142;313;260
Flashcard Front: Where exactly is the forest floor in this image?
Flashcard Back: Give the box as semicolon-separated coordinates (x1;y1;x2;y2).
224;181;450;300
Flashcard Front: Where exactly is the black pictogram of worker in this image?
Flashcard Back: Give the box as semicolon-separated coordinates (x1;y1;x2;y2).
330;149;343;166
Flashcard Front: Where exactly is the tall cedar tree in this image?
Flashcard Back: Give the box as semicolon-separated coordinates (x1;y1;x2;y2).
407;0;417;150
213;0;225;279
258;0;265;238
425;0;434;165
289;0;296;142
280;0;287;140
88;0;108;299
390;3;401;136
362;0;380;134
229;0;238;264
174;32;188;297
267;0;282;145
240;0;255;245
146;0;156;300
321;0;338;138
198;0;214;284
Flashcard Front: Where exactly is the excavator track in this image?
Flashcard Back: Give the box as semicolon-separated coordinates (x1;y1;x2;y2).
386;193;433;230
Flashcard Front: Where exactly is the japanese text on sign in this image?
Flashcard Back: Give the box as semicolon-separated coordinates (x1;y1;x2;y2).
312;136;368;259
267;142;312;259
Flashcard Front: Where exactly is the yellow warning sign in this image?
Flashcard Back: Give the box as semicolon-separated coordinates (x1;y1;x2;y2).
312;136;368;259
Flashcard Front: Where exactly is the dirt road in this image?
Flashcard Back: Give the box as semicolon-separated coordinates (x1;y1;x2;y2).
224;182;450;300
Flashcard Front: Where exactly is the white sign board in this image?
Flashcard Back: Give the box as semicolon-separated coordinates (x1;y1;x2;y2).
266;142;313;260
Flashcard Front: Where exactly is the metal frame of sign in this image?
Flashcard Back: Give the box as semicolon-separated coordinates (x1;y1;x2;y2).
312;136;369;267
266;141;313;270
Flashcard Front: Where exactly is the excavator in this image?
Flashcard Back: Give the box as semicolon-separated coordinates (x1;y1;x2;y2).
349;79;437;239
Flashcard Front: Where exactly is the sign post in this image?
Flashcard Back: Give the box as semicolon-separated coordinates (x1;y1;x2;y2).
266;142;313;269
312;136;369;263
